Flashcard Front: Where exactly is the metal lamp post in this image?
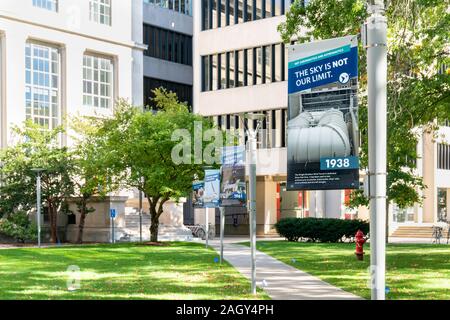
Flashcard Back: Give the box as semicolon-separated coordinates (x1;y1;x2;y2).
139;177;144;243
243;113;265;295
31;168;45;248
365;0;388;300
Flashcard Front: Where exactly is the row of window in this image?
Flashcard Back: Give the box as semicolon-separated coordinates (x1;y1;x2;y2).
437;143;450;170
144;77;192;110
25;42;114;130
32;0;112;26
212;109;287;148
202;0;297;31
143;24;193;66
202;43;286;92
143;0;193;16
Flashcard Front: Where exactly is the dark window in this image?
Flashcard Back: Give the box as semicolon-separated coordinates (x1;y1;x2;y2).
143;24;192;66
281;108;286;147
438;143;450;170
201;43;286;91
202;0;291;30
144;77;193;111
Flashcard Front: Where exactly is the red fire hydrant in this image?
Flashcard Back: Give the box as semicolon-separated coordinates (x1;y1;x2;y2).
355;230;366;261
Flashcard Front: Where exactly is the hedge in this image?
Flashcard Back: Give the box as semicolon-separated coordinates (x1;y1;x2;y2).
275;217;369;243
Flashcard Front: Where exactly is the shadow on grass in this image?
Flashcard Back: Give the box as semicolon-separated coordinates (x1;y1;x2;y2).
0;242;268;300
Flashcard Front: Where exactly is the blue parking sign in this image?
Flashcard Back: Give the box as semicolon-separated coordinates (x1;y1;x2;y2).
110;208;117;219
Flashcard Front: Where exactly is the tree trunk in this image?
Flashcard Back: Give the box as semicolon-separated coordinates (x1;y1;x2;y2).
150;211;159;242
77;201;87;244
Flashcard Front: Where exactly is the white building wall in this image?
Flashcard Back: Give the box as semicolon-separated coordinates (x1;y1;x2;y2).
0;0;143;146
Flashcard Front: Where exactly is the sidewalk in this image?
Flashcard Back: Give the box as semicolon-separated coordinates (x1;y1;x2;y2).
207;238;362;300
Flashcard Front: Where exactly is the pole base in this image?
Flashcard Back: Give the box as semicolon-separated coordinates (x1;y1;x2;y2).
355;253;364;261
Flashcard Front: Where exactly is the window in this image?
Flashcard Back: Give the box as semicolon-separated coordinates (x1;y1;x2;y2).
143;24;192;66
33;0;58;11
438;143;450;170
201;43;286;92
144;77;192;110
202;0;293;30
25;42;60;129
83;55;113;109
90;0;111;26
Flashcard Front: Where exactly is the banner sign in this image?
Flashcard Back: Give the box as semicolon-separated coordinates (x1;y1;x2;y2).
221;146;246;166
220;146;247;207
220;166;247;207
192;181;204;208
203;169;221;208
287;36;360;190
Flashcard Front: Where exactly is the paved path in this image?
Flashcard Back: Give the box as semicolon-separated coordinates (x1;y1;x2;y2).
208;239;362;300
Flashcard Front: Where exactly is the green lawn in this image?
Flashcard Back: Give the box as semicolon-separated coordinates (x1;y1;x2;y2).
0;242;269;300
245;241;450;300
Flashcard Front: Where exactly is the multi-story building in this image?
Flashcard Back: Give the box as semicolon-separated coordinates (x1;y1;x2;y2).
0;0;144;147
0;0;146;242
142;0;193;110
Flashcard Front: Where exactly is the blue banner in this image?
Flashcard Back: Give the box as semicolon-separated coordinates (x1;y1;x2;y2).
204;169;220;208
221;146;246;167
288;46;358;94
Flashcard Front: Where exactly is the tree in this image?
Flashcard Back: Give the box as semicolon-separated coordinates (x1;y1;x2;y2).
97;91;216;242
0;121;74;243
70;117;121;244
279;0;450;236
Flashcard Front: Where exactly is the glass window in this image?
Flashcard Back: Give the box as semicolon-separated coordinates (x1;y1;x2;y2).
90;0;111;26
237;50;244;87
229;51;235;88
25;42;60;129
32;0;58;11
212;54;218;90
212;0;218;29
225;0;230;26
264;45;271;83
202;56;210;91
219;53;226;89
274;44;282;82
225;52;230;88
144;77;192;110
83;54;113;109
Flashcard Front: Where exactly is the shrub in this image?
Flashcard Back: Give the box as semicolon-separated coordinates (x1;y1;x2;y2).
275;217;369;243
0;211;37;243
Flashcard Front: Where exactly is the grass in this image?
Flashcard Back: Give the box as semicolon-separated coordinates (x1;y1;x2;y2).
243;241;450;300
0;242;269;300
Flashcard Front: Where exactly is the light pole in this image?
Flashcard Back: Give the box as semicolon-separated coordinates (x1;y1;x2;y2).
31;168;45;248
243;113;265;295
139;177;144;243
365;0;388;300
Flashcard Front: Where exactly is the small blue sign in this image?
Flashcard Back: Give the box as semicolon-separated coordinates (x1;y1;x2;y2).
320;156;359;171
110;208;117;219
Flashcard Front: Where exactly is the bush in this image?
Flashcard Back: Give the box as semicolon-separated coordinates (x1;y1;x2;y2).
275;217;369;243
0;211;37;243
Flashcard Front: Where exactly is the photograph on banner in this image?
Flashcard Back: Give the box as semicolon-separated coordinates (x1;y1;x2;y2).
287;35;360;190
203;169;221;207
192;180;204;208
220;146;246;167
221;166;247;207
220;146;247;207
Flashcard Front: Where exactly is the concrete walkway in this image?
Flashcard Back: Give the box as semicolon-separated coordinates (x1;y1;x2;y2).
207;239;362;300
